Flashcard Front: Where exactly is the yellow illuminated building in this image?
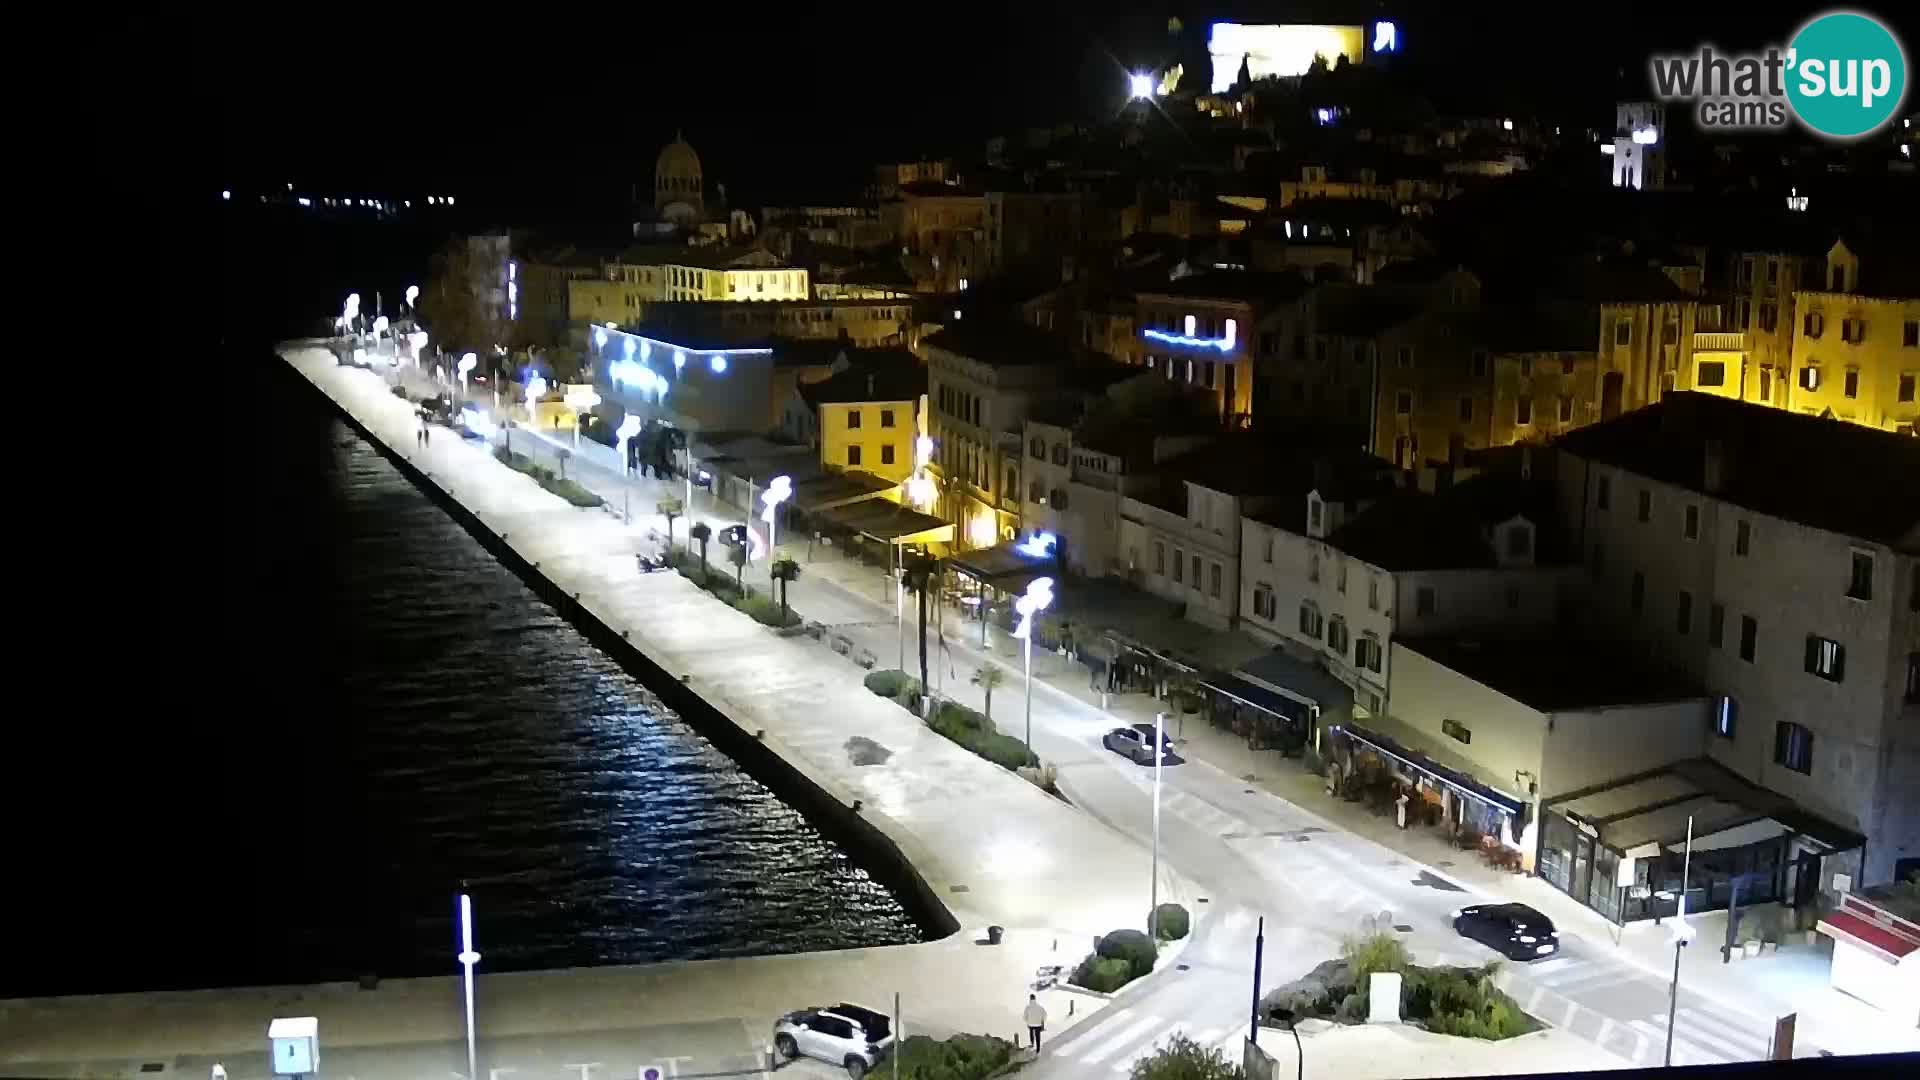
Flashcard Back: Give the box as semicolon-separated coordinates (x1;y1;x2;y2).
568;248;810;325
802;361;930;487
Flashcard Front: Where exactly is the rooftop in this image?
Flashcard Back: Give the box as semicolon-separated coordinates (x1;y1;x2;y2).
1136;270;1313;307
1547;757;1865;855
1398;634;1707;714
922;320;1081;368
1554;393;1920;550
799;359;927;406
1164;431;1382;499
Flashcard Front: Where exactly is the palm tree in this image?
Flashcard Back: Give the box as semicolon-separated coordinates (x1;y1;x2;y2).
901;552;939;696
658;498;683;555
972;664;1006;721
770;557;802;620
688;521;711;580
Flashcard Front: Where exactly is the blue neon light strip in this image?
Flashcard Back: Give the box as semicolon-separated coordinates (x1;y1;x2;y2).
1142;328;1234;352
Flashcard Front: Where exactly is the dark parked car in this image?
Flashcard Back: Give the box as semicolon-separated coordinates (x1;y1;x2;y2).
1102;723;1175;765
1452;902;1559;960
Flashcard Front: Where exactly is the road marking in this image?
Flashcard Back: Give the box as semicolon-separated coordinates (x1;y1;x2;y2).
1076;1014;1167;1065
1657;1008;1766;1060
1528;957;1574;976
1561;997;1580;1029
1595;1016;1617;1053
1629;1018;1723;1066
1525;985;1547;1013
1061;1008;1159;1053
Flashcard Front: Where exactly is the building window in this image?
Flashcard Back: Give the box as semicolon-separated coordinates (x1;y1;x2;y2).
1847;551;1873;600
847;445;862;466
1801;365;1821;391
1191;554;1202;589
1676;590;1693;635
1397;345;1414;367
1630;570;1646;613
1308;498;1323;533
848;409;862;430
881;409;895;428
1696;360;1726;387
1155;542;1166;575
1900;373;1916;403
1459;396;1473;422
881;444;896;465
1367;575;1380;611
1515;397;1533;425
1662;321;1679;346
1029;436;1043;457
1173;548;1184;582
1558;395;1573;422
1841;318;1866;344
1562;355;1576;375
1805;635;1845;682
1506;525;1531;559
1007;468;1018;495
1504;584;1520;610
1210;562;1222;598
1905;320;1919;348
1708;602;1725;648
1773;722;1814;775
1328;615;1350;656
1298;603;1323;639
1844;368;1860;399
1684;505;1699;540
1308;553;1321;583
1739;615;1758;662
1597;474;1611;510
1263;534;1274;563
1052;488;1069;510
1336;562;1348;593
1635;489;1652;523
1759;302;1777;331
1442;718;1472;745
1395;390;1413;415
1358;634;1383;672
1029;480;1044;502
1803;312;1824;339
1713;697;1737;739
1253;584;1275;620
1735;520;1751;556
1471;351;1488;377
1415;585;1435;616
1760;366;1774;401
1052;444;1069;465
1615;321;1632;346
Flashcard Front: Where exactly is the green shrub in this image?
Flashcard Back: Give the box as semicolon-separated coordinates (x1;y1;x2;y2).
1341;933;1410;982
1070;954;1135;993
924;702;1037;770
1097;928;1159;979
390;385;411;400
882;1033;1017;1080
1335;991;1367;1024
549;478;604;508
864;669;919;700
733;593;799;628
1151;903;1190;941
1125;1031;1245;1080
933;699;988;731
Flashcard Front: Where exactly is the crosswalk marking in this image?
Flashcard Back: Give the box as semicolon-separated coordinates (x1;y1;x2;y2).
1648;1009;1763;1061
1077;1014;1167;1066
1065;1008;1160;1052
1110;1023;1187;1071
1628;1018;1735;1066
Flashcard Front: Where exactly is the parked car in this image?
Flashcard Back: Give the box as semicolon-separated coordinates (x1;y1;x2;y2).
772;1002;893;1078
1102;723;1175;765
719;524;749;547
1452;902;1559;960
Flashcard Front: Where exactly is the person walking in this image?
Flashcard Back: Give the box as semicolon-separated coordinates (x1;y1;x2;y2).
1024;994;1046;1053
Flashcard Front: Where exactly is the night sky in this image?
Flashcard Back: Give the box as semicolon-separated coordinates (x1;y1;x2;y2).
182;3;1905;223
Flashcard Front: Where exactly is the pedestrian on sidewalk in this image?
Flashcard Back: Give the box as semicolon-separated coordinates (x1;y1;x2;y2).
1024;994;1046;1052
423;424;431;446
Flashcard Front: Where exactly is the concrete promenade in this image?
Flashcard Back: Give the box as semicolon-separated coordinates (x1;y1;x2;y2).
1;348;1179;1076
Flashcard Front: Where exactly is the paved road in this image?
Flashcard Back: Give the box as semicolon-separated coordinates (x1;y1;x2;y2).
434;394;1815;1075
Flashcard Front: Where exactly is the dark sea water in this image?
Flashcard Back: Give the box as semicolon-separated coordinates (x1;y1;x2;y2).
2;210;917;999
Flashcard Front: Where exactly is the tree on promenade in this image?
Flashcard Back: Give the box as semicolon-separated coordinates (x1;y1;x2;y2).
901;552;939;696
659;498;683;554
971;664;1006;720
770;557;802;619
689;522;711;581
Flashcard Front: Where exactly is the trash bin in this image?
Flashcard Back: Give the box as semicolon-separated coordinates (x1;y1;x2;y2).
987;925;1004;945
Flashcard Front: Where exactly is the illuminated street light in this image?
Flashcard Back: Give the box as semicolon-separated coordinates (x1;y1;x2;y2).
1663;816;1697;1067
524;374;548;428
1012;576;1055;751
221;189;231;201
1128;72;1155;99
616;414;643;523
1632;127;1660;145
455;893;480;1080
761;474;793;552
709;352;726;373
342;292;361;333
457;352;477;401
404;284;419;311
564;386;601;447
1150;710;1166;938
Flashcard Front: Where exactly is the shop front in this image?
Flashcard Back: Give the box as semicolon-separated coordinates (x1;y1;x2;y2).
1327;713;1530;866
1538;758;1864;927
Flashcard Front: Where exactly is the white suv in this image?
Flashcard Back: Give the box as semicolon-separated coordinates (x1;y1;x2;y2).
772;1002;894;1078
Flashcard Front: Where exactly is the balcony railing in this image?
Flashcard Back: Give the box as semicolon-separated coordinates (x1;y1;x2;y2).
1693;332;1746;352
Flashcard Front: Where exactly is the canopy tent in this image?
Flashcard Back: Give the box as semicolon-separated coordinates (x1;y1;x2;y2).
812;499;953;546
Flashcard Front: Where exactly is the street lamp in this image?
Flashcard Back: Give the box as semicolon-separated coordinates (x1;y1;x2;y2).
455;892;481;1080
524;374;548;430
564;387;600;447
761;474;793;552
615;414;642;524
1269;1006;1304;1080
1664;815;1697;1067
457;352;477;404
1012;577;1055;751
404;284;419;312
1150;709;1165;938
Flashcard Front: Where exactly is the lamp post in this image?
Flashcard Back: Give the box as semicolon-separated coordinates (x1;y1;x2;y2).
455;892;481;1080
1012;577;1055;751
1664;815;1696;1067
564;387;600;448
1150;709;1164;938
615;415;642;524
457;352;477;405
523;374;547;430
1269;1007;1304;1080
761;475;792;553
